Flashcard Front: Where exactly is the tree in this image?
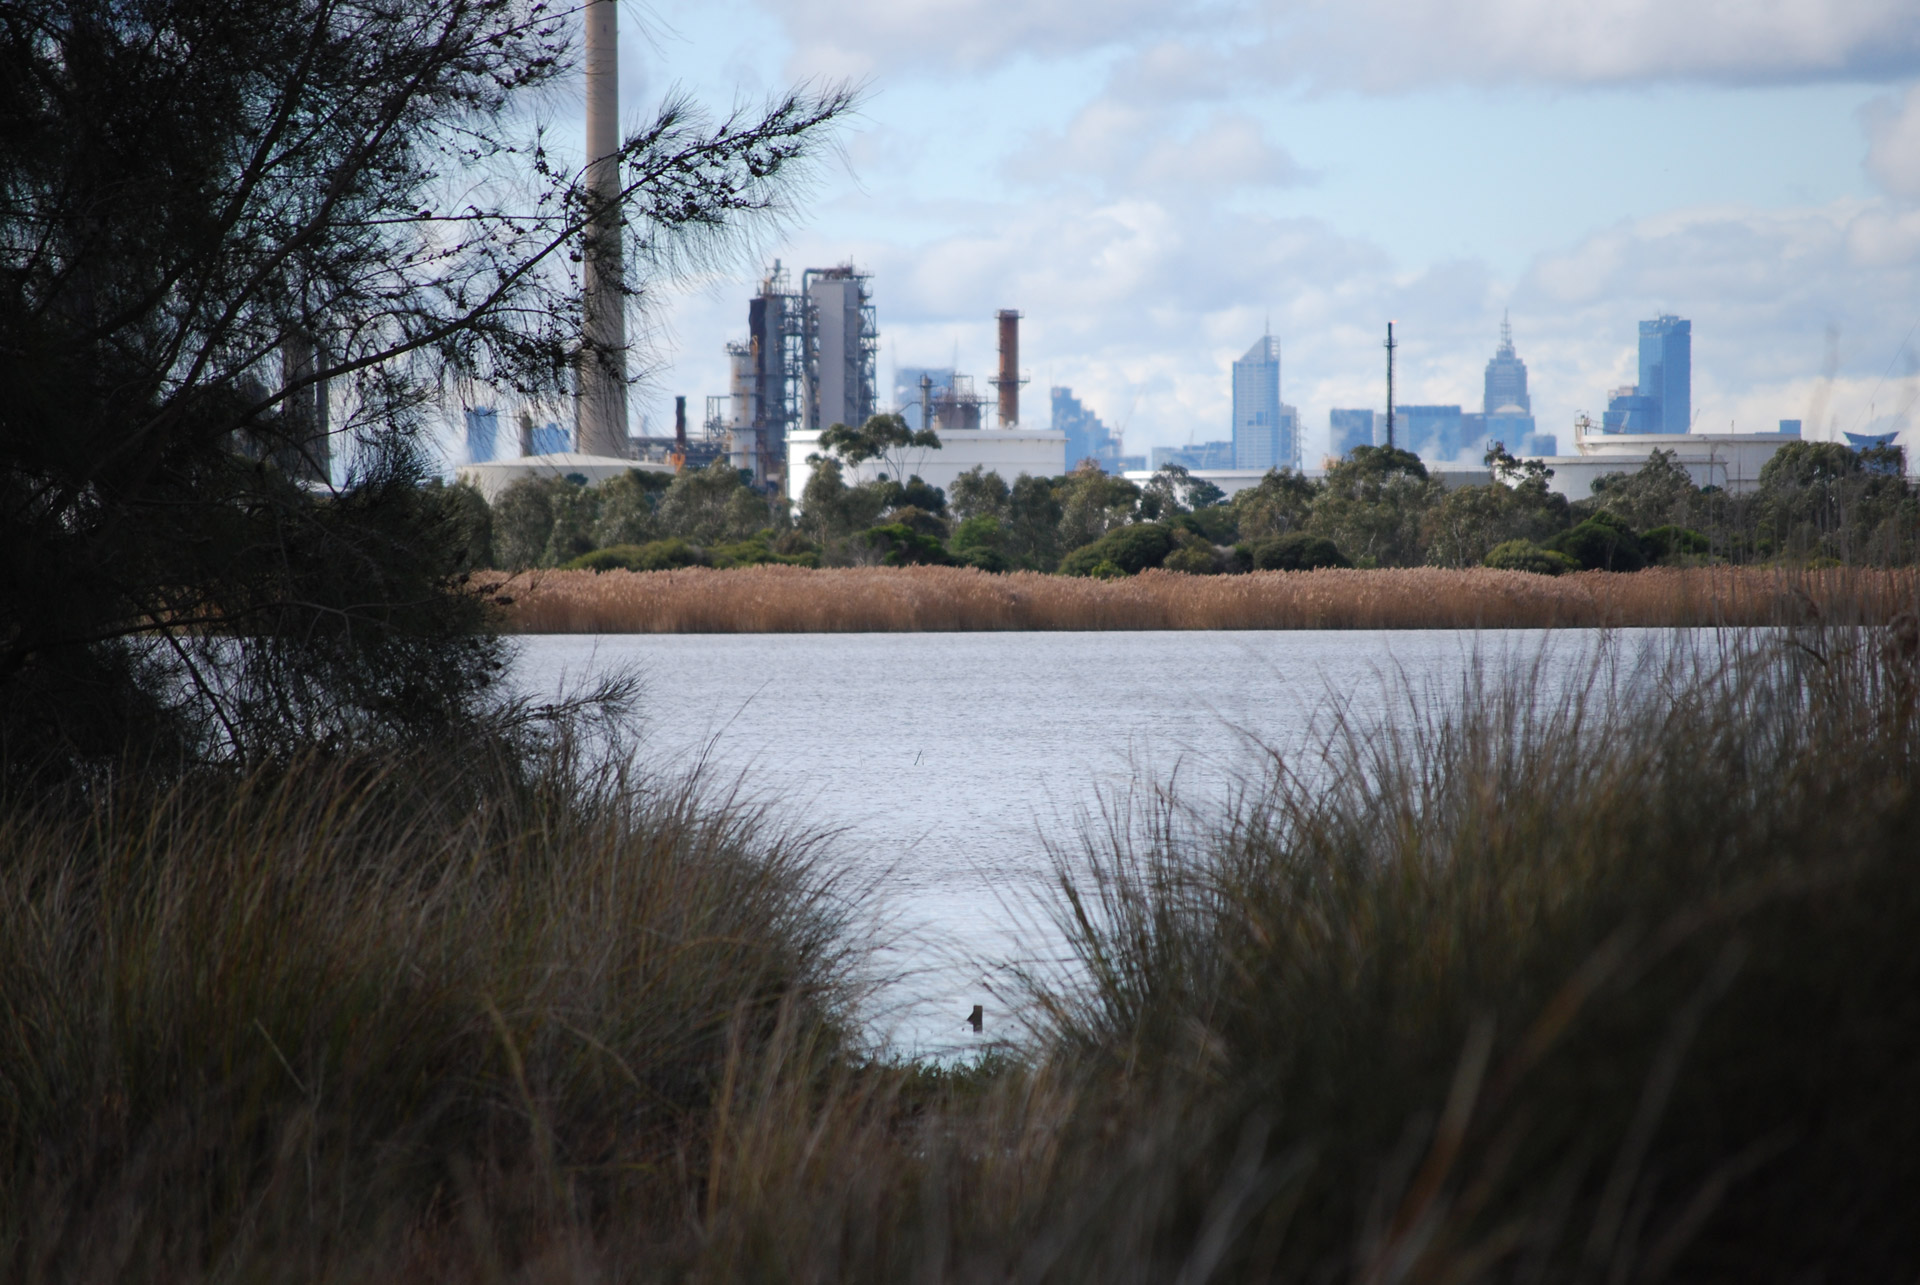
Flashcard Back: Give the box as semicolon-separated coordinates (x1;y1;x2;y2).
1309;446;1440;567
1589;448;1701;532
1139;464;1221;519
0;0;851;776
1423;448;1570;567
1055;460;1142;553
949;466;1011;522
1004;474;1065;569
816;413;940;482
654;461;767;545
1232;468;1321;541
592;469;673;548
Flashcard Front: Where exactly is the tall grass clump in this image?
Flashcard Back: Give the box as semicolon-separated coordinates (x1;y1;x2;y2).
0;732;864;1280
1020;615;1920;1281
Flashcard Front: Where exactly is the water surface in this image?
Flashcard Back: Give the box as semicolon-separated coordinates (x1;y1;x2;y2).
514;630;1658;1054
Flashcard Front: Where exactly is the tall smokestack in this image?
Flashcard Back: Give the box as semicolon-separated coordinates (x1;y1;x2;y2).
576;0;628;458
994;309;1022;427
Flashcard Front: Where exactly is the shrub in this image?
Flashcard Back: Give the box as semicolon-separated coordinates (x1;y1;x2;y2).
710;531;820;569
563;538;708;572
956;547;1012;573
854;522;955;567
1058;523;1177;577
1161;544;1220;575
1237;531;1351;571
1642;524;1712;561
1483;538;1580;575
1551;516;1647;571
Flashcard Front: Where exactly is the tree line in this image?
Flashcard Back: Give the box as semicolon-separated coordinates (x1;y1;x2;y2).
475;417;1920;578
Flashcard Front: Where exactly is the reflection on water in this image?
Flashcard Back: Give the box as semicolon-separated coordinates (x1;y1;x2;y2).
513;629;1679;1056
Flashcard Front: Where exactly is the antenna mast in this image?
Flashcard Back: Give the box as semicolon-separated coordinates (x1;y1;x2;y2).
1384;321;1398;451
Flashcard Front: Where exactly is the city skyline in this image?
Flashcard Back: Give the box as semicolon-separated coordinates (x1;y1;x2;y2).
500;0;1920;469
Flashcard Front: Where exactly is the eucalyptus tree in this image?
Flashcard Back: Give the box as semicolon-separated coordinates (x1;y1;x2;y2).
0;0;849;776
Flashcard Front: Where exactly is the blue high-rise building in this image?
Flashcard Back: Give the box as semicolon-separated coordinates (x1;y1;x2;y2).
1638;314;1691;433
1329;408;1377;457
464;406;500;463
1603;314;1691;434
1232;335;1299;470
1483;315;1531;420
1053;386;1124;472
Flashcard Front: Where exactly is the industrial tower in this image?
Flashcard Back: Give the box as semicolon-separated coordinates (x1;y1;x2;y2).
574;0;628;458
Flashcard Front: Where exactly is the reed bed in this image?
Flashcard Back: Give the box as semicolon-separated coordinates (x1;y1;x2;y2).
486;564;1920;633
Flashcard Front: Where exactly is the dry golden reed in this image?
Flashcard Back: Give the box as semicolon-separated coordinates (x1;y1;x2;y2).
483;565;1920;633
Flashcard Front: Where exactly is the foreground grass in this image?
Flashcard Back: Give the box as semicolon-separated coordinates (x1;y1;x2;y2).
484;564;1920;633
4;614;1919;1280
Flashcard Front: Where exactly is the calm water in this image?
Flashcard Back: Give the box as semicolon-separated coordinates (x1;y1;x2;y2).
513;630;1665;1055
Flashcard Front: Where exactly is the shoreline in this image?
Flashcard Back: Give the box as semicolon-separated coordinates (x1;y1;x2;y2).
482;564;1920;634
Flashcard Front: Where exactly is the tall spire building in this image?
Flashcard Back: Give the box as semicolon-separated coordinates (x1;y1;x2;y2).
1232;333;1300;471
1483;312;1530;418
1475;314;1556;456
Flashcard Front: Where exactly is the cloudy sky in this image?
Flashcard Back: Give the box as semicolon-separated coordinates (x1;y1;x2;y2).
597;0;1920;463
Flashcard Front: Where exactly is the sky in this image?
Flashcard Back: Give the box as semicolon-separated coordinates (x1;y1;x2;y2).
574;0;1920;464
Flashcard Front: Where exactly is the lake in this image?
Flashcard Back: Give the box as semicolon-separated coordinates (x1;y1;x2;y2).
513;629;1669;1055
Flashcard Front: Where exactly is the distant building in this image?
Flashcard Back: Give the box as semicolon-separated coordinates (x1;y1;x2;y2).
1053;386;1125;473
464;406;500;463
1329;408;1377;457
1639;314;1691;433
1398;405;1472;462
895;367;954;431
1845;430;1899;450
529;421;570;455
1484;315;1530;416
1231;335;1300;471
1603;386;1659;433
1603;314;1692;434
1778;419;1803;436
1480;314;1540;456
1153;440;1237;470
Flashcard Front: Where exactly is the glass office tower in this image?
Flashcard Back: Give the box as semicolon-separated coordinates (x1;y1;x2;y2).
1637;314;1691;433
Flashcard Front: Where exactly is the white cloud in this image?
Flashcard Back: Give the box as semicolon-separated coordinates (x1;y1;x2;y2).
1007;105;1309;195
1863;83;1920;199
773;0;1184;78
772;0;1920;89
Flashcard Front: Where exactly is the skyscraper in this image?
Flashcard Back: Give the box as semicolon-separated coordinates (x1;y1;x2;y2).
1481;313;1542;453
1604;314;1691;434
1053;387;1123;472
1638;314;1691;434
1329;408;1377;457
1232;334;1299;470
1483;313;1530;417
